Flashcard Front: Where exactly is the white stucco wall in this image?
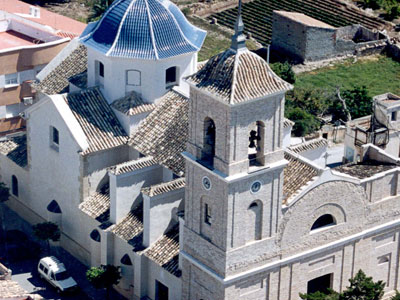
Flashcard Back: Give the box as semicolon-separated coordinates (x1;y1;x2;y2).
109;164;165;224
86;47;196;104
282;125;292;149
26;96;91;263
143;188;184;247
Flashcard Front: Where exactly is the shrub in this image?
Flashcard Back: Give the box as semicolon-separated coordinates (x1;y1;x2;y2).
340;269;385;300
391;291;400;300
270;61;296;84
286;107;321;137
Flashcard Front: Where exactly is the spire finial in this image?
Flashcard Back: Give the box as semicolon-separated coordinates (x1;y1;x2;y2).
230;0;246;51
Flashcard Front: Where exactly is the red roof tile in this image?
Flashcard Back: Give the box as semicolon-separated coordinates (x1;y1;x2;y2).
0;0;86;36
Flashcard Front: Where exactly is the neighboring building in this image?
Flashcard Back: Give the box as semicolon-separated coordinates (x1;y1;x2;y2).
0;0;85;136
2;1;400;300
0;262;35;299
344;93;400;163
271;10;388;63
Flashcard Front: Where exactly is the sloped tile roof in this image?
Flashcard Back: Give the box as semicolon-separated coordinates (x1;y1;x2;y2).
142;178;185;197
111;91;156;116
283;118;294;128
69;71;88;90
288;138;328;154
112;206;145;250
108;156;157;175
186;49;292;104
81;0;206;60
130;90;188;175
283;152;319;204
0;280;29;299
144;225;180;277
79;188;110;223
0;135;27;168
33;44;87;95
63;88;128;155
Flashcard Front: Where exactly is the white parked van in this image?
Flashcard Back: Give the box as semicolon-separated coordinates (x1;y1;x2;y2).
38;256;78;293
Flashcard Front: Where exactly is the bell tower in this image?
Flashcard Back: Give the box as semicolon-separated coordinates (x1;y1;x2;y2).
181;2;293;298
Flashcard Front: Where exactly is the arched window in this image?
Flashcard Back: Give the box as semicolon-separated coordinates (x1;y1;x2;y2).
90;229;101;242
247;201;262;242
11;175;18;197
120;254;132;265
311;214;336;231
47;200;62;214
166;66;179;87
248;121;265;166
202;117;216;167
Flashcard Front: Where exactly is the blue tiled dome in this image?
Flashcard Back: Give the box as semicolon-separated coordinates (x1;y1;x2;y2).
80;0;206;60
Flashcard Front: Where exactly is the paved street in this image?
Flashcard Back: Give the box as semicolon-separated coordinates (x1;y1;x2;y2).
0;203;125;300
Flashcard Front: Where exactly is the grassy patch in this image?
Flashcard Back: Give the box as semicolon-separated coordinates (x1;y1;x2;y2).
188;16;259;62
295;55;400;96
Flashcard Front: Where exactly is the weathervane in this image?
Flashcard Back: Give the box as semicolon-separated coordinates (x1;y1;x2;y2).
231;0;246;51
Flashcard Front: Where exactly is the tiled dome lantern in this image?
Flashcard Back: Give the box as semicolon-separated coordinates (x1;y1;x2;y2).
80;0;206;103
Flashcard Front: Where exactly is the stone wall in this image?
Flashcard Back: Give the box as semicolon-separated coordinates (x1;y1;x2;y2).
271;12;388;63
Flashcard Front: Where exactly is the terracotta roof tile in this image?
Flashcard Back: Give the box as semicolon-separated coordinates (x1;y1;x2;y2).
142;178;185;197
111;91;157;116
0;280;29;299
129;90;188;175
108;156;158;175
283;152;319;204
63;87;128;155
288;138;328;154
112;206;144;250
0;0;86;36
69;71;87;90
144;225;180;277
33;44;87;95
187;49;292;104
0;135;27;168
283;118;294;128
79;188;110;223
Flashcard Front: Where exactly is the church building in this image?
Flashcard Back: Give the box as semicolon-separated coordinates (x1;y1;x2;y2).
1;0;400;299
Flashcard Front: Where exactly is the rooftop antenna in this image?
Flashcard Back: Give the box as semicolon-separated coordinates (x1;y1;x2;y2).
230;0;246;51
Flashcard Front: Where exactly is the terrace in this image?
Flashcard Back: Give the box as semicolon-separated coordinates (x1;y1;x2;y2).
0;30;43;49
334;160;397;179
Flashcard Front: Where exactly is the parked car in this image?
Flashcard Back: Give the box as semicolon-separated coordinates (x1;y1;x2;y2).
38;256;78;293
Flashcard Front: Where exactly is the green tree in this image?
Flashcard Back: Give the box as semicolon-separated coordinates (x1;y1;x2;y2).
286;107;321;137
391;290;400;300
341;86;373;120
88;0;115;21
340;269;385;300
86;265;121;300
32;221;60;254
300;290;339;300
270;61;296;84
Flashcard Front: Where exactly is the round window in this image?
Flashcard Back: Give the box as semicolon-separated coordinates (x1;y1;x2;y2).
251;181;262;194
202;176;212;190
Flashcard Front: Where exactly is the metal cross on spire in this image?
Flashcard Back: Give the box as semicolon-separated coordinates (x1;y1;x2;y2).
230;0;246;51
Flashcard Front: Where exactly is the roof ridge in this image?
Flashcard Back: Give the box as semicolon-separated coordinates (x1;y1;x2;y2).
107;0;137;56
145;0;159;59
229;50;241;104
109;156;157;175
142;177;185;197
